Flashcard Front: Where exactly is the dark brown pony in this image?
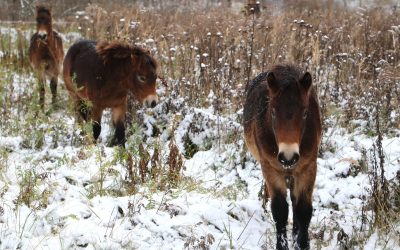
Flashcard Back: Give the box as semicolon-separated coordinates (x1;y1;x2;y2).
243;64;321;250
63;40;158;146
29;5;64;109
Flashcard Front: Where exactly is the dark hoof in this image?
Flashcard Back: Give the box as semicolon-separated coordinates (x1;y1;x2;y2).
51;100;61;110
276;236;289;250
294;244;310;250
108;138;125;148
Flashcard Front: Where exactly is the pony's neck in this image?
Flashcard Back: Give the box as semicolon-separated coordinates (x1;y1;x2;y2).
47;22;53;39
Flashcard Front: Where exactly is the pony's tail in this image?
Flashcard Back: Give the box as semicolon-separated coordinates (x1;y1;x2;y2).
63;41;87;94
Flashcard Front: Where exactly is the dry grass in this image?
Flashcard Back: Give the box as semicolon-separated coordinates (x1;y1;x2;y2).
1;2;399;123
50;1;399;130
0;0;399;246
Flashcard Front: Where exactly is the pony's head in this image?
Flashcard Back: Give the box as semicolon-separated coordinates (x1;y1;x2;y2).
267;65;313;168
35;5;52;40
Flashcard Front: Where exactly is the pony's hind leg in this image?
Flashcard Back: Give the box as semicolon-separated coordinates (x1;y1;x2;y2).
39;83;45;111
50;77;57;105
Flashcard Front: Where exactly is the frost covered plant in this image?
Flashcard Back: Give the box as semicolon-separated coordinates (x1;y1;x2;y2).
182;132;198;159
167;136;183;187
85;146;122;198
21;105;47;150
184;233;215;250
138;143;150;183
15;170;43;207
222;221;234;249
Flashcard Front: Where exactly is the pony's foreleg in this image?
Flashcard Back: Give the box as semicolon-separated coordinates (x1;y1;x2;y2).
291;167;316;250
92;107;103;142
37;70;45;111
263;166;289;250
111;104;127;146
50;77;57;105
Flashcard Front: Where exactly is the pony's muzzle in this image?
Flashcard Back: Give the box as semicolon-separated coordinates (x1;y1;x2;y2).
38;30;48;40
278;143;300;168
144;94;158;108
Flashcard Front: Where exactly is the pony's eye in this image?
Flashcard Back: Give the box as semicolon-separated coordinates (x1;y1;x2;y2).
137;75;147;83
303;109;308;119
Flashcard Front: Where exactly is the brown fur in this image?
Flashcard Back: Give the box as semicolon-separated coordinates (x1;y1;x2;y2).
243;64;321;250
29;5;64;109
63;40;158;146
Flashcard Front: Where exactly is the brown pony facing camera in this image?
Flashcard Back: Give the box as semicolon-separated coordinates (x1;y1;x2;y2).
243;64;322;250
29;5;64;109
63;40;158;146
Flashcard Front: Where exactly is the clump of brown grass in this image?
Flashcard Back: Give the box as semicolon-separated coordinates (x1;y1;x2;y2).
167;136;183;186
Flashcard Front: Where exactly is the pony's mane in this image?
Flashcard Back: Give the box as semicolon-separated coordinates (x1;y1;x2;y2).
271;64;306;95
96;41;157;69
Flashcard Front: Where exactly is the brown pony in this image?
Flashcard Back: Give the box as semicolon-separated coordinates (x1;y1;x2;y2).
63;40;158;146
243;64;321;250
29;5;64;109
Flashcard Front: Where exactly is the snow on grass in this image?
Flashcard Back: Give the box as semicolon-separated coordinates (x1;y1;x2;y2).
0;59;399;250
1;108;398;249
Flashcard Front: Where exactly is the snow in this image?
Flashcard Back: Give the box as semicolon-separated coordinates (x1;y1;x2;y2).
0;23;399;250
1;91;398;249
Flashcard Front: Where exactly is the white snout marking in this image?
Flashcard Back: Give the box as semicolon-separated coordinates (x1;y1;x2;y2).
278;143;299;160
38;30;48;36
143;94;158;107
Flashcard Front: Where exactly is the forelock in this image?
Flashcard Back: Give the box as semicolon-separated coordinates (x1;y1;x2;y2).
36;6;51;17
269;64;304;101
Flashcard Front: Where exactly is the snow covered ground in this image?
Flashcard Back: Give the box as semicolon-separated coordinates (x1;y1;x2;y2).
0;18;399;249
0;64;399;250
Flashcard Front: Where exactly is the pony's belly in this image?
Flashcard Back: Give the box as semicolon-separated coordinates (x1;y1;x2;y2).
244;124;261;162
96;98;126;109
31;56;59;76
78;88;127;109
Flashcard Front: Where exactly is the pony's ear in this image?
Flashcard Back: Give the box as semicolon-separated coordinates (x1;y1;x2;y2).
143;48;151;54
300;72;312;92
96;41;133;64
267;72;279;94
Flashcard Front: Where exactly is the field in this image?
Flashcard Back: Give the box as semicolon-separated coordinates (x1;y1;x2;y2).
0;0;399;249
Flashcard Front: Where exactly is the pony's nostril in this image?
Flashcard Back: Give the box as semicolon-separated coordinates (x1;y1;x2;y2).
292;153;300;165
278;152;286;165
278;152;299;168
151;100;157;108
